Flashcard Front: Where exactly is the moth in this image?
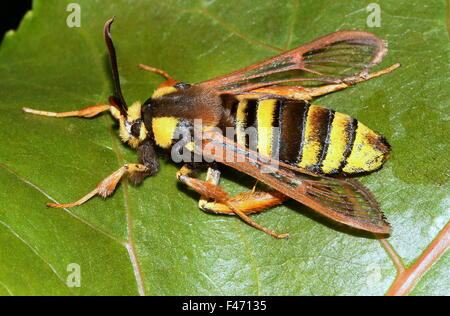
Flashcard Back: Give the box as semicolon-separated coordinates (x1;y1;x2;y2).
24;18;400;238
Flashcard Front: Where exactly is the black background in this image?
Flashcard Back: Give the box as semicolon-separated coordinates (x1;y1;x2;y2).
0;1;32;41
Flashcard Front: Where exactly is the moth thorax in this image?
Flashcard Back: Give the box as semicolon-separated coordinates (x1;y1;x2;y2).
152;86;178;99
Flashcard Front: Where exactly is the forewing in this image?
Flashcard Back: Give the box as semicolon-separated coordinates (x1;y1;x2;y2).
197;132;391;234
198;31;387;94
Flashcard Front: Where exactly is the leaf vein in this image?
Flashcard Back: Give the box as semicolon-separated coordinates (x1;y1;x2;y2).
0;219;75;294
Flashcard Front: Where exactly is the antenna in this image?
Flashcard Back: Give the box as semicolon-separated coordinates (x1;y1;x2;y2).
104;17;128;117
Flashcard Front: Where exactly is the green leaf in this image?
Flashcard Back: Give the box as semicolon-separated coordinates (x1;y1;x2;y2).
0;0;448;296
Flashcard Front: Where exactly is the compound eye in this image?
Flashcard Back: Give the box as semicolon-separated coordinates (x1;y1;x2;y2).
173;82;191;90
131;120;142;137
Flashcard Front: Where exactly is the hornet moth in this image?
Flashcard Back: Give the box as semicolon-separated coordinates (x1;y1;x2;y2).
23;18;400;238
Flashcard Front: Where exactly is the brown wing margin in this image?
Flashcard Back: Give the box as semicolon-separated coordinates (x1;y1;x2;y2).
197;31;387;94
196;131;391;234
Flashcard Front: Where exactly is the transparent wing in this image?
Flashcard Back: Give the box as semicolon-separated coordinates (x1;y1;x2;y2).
198;31;387;94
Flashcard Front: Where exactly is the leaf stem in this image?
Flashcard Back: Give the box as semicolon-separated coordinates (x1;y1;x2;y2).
386;221;450;296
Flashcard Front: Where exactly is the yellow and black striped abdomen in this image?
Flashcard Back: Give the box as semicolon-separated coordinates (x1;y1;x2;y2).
231;98;390;175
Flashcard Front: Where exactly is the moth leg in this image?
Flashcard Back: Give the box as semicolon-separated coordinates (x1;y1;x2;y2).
23;104;118;119
201;191;288;215
251;180;259;194
198;168;286;215
47;164;148;208
246;63;400;101
177;165;289;239
306;63;401;98
138;64;174;81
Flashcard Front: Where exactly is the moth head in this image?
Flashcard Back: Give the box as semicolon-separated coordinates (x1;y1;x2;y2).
104;18;147;148
109;101;147;148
